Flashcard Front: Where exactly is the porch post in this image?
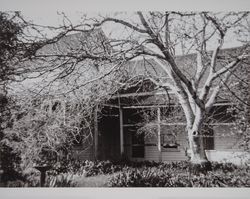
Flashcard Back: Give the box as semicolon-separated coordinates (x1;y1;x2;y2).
94;106;98;160
119;106;124;156
157;107;162;162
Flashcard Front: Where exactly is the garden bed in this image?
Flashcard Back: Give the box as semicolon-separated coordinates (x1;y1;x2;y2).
4;160;250;187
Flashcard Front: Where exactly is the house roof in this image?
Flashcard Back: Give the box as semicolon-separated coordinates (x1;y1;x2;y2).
124;45;248;81
114;46;249;106
10;28;114;100
37;28;111;56
10;28;249;106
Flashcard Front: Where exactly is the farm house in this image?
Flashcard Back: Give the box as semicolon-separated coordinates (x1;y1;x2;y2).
12;28;250;166
92;53;250;165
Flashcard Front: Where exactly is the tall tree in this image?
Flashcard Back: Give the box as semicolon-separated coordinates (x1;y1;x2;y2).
5;12;250;170
90;12;250;167
0;11;25;183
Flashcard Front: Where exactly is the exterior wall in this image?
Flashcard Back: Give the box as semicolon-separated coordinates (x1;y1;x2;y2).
72;123;250;165
124;125;188;162
74;105;250;165
206;124;250;165
206;151;250;165
213;125;241;151
144;127;188;162
124;123;250;165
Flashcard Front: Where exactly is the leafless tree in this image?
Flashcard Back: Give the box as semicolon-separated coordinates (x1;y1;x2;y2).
4;12;250;169
91;12;250;167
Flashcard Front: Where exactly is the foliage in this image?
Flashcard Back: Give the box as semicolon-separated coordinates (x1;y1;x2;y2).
46;172;78;187
2;95;98;170
0;12;23;83
0;12;25;184
45;159;249;187
21;168;40;187
47;159;123;177
108;161;250;187
4;159;249;187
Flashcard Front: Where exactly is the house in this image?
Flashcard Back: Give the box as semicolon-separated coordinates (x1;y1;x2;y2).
13;29;250;165
94;54;250;165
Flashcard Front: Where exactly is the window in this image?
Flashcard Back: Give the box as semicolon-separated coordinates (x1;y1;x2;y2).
161;133;178;148
161;133;180;151
203;126;214;150
160;125;181;151
132;132;145;158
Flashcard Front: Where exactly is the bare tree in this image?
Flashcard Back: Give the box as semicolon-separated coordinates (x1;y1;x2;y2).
5;12;250;169
3;12;129;167
90;12;250;167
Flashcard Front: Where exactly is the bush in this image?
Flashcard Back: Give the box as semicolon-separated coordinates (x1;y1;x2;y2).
46;173;78;187
108;167;173;187
22;168;40;187
81;160;123;177
19;159;250;187
108;161;250;187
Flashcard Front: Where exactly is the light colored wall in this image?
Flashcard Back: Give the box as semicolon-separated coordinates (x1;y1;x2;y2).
124;124;250;165
206;151;250;165
213;125;242;150
206;124;250;165
124;125;188;162
144;129;188;162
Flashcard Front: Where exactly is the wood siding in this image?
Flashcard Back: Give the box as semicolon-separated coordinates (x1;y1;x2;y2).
124;125;188;162
124;123;250;164
72;114;249;164
213;125;242;151
205;124;250;165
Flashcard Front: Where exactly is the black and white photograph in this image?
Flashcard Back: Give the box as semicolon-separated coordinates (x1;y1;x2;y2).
0;0;250;198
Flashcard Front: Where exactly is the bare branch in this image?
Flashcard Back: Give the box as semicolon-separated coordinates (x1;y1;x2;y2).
93;17;148;33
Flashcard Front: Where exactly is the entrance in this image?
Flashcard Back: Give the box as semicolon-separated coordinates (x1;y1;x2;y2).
98;106;120;160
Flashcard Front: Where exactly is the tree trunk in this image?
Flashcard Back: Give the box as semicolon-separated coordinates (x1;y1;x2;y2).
187;112;212;174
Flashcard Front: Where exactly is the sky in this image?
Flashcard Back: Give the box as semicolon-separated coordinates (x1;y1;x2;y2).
1;0;250;11
1;0;250;24
2;0;250;94
1;0;249;53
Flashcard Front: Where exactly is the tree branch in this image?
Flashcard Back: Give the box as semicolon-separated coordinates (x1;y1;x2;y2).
94;17;148;33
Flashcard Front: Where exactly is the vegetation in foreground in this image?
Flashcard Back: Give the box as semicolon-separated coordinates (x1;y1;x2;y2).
2;160;250;187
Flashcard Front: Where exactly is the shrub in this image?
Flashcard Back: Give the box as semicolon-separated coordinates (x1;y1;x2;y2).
20;160;250;187
46;173;78;187
108;167;173;187
6;180;26;187
108;161;250;187
83;160;122;177
22;168;40;187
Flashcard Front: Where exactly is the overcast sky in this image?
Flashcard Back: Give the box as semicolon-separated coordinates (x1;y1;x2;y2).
1;0;249;52
1;0;250;22
1;0;250;11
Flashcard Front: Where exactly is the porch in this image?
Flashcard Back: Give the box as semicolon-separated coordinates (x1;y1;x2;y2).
93;90;239;163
